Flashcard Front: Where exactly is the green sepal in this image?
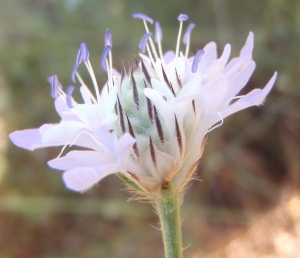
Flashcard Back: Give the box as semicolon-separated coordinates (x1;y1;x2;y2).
116;173;146;193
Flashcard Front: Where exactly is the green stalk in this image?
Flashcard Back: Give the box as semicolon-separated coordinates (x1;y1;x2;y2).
155;185;183;258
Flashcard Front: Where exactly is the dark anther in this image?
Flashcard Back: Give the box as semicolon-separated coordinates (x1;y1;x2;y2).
117;95;126;134
149;137;157;168
154;106;164;143
161;64;175;96
131;70;139;110
126;115;139;157
175;115;183;155
175;69;182;89
141;59;152;87
144;80;153;122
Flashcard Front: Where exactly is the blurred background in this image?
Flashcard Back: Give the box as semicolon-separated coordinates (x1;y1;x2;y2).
1;0;300;257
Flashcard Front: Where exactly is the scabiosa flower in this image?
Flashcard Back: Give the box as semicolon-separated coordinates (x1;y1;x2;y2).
10;13;277;195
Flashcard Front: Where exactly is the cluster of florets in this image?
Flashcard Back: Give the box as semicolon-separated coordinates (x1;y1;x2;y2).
9;13;276;194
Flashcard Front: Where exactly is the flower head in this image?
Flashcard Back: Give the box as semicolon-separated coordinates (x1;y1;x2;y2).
10;13;277;195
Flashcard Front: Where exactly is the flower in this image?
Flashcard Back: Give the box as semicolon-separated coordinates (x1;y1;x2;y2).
9;13;277;194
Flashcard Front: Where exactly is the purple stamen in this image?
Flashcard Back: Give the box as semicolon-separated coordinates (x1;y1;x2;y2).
139;32;152;53
101;45;112;71
66;85;75;108
177;14;189;22
132;13;154;24
104;29;112;47
71;42;89;82
76;42;89;65
46;74;62;99
155;21;163;43
183;23;195;44
71;63;78;83
192;49;205;73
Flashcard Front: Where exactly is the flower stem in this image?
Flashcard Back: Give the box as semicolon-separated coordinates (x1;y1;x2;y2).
155;185;183;258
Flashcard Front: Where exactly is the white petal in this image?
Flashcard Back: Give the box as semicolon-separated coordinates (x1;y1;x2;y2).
9;129;65;150
139;143;176;180
63;167;113;192
240;32;254;60
80;86;93;104
41;121;86;143
163;51;175;64
225;60;256;102
202;41;217;65
144;88;168;113
48;150;114;170
92;124;116;154
202;75;229;116
77;104;99;119
151;78;175;101
54;96;79;121
221;72;277;118
255;72;277;103
225;32;254;76
204;44;231;83
196;42;218;79
115;133;136;158
102;113;118;125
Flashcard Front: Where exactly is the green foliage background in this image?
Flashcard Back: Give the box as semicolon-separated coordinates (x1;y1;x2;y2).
1;0;299;257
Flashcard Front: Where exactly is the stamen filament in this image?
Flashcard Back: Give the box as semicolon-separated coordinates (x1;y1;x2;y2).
146;43;155;64
207;112;224;133
175;21;183;60
143;20;159;61
85;61;101;105
185;38;190;59
75;73;97;104
183;23;195;58
176;14;189;60
109;50;113;86
155;21;164;61
71;131;111;154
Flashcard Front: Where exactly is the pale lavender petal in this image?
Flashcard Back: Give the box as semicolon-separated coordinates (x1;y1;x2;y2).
254;72;277;104
9;129;65;150
92;124;117;154
48;150;114;170
41;121;86;143
39;123;103;151
225;60;256;100
225;33;254;76
202;75;229;115
240;32;254;60
163;51;175;64
204;44;231;81
221;72;277;118
54;96;79;121
115;133;136;157
70;133;103;151
80;86;92;104
63;167;113;192
202;42;217;65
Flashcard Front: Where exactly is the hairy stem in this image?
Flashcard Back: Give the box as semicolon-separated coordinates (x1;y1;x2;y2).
155;185;183;258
